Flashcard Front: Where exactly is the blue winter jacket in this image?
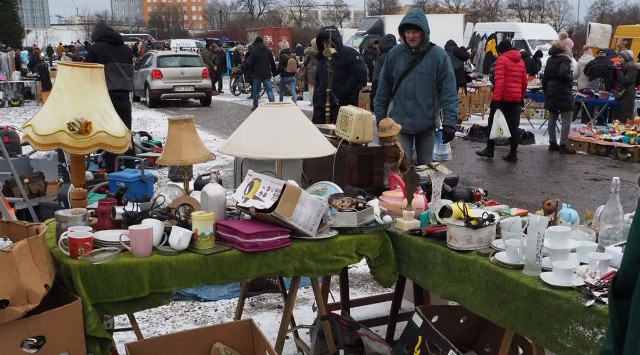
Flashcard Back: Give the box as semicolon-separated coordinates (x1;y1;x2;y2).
373;8;458;134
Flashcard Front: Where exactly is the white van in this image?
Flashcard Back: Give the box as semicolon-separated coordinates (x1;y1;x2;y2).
169;39;204;53
466;22;558;74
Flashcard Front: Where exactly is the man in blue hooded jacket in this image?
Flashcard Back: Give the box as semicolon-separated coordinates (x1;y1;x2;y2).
374;8;458;165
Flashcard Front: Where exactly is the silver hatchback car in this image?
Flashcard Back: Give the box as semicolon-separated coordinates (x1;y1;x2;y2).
132;50;213;107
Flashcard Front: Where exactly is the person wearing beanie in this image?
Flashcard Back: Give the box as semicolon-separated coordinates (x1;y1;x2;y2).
246;35;276;110
612;49;638;120
280;40;289;50
542;40;576;154
585;48;615;92
476;39;527;162
373;8;458;165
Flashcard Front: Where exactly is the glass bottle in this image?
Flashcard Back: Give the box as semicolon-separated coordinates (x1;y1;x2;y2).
598;177;625;250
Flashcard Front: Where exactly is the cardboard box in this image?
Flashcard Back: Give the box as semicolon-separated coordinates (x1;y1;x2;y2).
0;284;86;354
125;319;276;355
330;207;375;227
234;170;328;238
394;305;534;355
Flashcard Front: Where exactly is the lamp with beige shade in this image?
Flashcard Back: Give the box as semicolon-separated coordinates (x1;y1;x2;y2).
22;62;132;208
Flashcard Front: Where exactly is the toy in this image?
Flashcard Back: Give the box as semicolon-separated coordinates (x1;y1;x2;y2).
557;203;580;226
536;198;558;220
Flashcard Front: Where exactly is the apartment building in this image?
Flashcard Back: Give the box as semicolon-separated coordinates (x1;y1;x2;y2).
142;0;207;31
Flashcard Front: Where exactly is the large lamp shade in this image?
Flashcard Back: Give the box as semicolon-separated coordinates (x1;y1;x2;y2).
22;62;132;155
218;102;337;159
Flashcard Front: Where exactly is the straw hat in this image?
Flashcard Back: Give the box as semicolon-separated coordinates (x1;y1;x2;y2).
377;117;402;138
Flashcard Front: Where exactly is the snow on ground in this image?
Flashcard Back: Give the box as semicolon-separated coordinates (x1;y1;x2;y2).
1;86;566;354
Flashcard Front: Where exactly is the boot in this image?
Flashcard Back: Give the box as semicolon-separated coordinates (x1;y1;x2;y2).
548;142;560;152
559;145;576;154
475;141;494;158
475;148;494;158
503;151;518;162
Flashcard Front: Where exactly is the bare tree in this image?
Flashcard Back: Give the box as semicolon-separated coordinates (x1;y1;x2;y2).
324;0;352;27
508;0;552;23
469;0;502;21
285;0;317;28
367;0;401;16
441;0;472;13
587;0;615;24
609;2;640;28
235;0;280;19
548;0;573;32
205;1;236;30
147;7;188;40
411;0;439;13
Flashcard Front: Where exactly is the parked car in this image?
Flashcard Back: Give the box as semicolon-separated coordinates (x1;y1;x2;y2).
132;50;214;107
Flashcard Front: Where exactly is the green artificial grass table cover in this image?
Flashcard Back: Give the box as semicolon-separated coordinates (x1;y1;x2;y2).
389;230;609;355
45;220;397;355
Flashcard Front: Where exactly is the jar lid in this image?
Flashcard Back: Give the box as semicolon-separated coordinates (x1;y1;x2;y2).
55;208;88;222
191;211;215;220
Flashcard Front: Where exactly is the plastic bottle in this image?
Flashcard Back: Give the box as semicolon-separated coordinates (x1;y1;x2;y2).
201;172;226;224
598;177;625;250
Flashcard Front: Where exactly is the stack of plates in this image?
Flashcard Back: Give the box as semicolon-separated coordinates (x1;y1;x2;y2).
94;230;129;249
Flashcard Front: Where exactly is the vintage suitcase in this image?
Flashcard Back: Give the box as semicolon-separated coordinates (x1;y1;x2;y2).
216;219;292;252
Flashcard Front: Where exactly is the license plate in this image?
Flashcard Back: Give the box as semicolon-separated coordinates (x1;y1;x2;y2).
174;86;194;92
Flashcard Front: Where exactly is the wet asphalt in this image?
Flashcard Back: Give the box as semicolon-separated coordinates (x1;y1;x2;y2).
152;97;640;217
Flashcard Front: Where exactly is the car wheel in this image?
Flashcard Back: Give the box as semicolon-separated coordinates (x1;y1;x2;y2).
145;86;158;108
200;94;212;107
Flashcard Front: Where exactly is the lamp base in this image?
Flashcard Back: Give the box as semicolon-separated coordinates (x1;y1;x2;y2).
69;188;88;208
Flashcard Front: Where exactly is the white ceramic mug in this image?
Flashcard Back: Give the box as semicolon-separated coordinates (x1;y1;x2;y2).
576;241;598;263
588;252;612;275
59;225;93;240
141;218;168;247
500;216;529;233
545;226;572;248
505;238;524;262
552;260;578;285
546;245;571;263
168;226;192;251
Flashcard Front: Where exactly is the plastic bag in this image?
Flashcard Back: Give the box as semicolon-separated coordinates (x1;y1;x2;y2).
489;109;511;140
433;130;452;161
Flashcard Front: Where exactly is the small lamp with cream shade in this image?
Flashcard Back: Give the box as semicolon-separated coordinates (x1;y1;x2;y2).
218;102;337;178
22;62;132;208
156;115;215;194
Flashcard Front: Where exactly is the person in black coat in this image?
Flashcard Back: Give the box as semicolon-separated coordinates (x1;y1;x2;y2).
371;33;396;110
532;50;543;75
86;20;135;172
521;50;536;76
444;40;470;89
542;41;575;155
312;26;367;124
246;37;276;110
213;45;227;93
584;49;615;91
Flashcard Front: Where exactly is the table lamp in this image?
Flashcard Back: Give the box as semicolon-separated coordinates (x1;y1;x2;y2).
21;62;132;208
156;115;215;194
218;102;337;178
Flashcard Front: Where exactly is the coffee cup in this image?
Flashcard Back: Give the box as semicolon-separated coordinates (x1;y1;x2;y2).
588;252;612;275
545;226;572;248
168;226;192;251
141;218;168;247
59;225;93;241
576;241;598;263
504;238;524;262
546;244;571;263
500;216;529;233
58;231;94;259
552;260;578;285
120;225;153;258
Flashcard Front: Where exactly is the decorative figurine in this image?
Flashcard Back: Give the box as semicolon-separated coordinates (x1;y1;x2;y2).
536;198;558;222
394;167;422;231
557;203;580;226
377;118;409;189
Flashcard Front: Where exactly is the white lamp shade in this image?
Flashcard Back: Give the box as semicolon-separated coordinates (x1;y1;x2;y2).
218;102;337;159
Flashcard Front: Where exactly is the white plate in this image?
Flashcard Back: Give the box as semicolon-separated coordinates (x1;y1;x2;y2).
540;272;585;288
291;229;339;240
544;238;580;250
541;253;580;270
94;229;129;243
491;239;505;251
494;251;524;267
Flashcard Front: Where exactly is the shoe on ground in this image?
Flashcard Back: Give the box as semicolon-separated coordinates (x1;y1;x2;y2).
218;90;224;94
246;96;252;99
251;106;257;111
559;145;576;154
503;153;518;162
548;142;560;152
212;91;219;96
475;149;494;158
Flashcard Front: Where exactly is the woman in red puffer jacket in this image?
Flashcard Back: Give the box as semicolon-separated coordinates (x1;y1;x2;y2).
476;39;528;162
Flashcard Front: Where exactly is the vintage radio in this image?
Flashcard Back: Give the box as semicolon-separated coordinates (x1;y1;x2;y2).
335;105;373;144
